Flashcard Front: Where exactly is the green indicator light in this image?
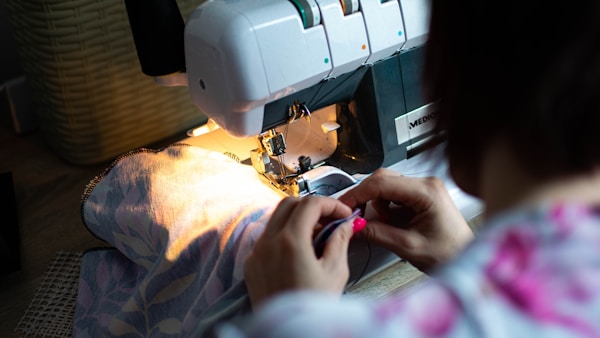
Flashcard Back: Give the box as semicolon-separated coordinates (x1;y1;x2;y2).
324;58;330;64
398;31;403;36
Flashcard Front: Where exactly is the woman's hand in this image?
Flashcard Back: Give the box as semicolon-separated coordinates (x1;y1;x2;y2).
244;196;357;309
339;169;474;273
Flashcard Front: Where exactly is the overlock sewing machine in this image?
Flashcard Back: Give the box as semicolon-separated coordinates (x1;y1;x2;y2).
125;0;482;282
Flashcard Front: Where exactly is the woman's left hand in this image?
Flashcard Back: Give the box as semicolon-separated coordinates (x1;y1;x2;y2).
244;196;356;309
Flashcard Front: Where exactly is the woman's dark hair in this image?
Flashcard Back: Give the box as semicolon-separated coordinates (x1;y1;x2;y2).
424;1;600;181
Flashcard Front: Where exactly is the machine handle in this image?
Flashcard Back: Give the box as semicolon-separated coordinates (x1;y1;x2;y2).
124;0;186;77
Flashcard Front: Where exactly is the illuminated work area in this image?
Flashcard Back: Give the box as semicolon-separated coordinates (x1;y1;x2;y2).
127;0;483;285
6;0;598;336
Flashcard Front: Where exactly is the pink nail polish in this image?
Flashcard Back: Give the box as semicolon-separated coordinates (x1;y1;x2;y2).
352;217;366;233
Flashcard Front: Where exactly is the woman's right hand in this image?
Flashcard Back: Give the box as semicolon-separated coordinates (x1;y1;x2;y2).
338;168;474;272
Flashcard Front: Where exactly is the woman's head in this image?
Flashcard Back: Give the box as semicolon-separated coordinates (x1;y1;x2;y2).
424;1;600;196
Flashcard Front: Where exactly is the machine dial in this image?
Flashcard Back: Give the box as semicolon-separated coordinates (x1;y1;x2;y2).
340;0;359;15
289;0;321;28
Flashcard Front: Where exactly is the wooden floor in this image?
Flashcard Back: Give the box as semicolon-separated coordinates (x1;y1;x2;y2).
0;120;109;337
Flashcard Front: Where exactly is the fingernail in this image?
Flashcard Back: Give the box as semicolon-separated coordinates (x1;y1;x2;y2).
352;217;366;233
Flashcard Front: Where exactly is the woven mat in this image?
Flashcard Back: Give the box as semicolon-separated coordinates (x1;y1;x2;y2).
14;251;83;338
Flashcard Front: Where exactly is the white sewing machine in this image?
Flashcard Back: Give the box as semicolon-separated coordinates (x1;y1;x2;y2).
125;0;483;284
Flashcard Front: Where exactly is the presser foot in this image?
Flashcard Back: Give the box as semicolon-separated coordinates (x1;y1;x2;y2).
250;151;357;197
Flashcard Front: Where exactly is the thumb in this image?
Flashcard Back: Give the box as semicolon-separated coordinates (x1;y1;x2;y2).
320;216;365;269
320;221;353;262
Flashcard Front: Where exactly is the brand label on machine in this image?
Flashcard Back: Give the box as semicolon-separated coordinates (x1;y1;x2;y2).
394;103;437;146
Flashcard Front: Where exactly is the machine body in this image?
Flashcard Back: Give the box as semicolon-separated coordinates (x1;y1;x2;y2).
182;0;434;196
125;0;483;283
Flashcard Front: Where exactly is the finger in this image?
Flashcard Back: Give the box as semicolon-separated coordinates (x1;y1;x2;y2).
319;219;353;280
370;201;417;228
338;169;399;208
261;197;301;238
321;219;354;259
370;198;392;221
339;170;433;213
285;196;352;240
360;220;425;258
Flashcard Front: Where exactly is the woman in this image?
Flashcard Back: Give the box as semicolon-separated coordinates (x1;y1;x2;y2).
232;1;600;336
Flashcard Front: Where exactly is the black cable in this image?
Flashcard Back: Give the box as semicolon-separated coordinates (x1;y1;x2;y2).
347;239;372;289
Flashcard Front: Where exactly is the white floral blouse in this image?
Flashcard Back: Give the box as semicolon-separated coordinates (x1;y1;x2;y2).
222;203;600;337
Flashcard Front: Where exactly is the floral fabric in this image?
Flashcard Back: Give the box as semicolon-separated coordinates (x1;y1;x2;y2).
73;144;285;337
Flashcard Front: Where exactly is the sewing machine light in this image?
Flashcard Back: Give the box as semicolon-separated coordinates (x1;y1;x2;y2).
153;72;188;87
187;118;220;137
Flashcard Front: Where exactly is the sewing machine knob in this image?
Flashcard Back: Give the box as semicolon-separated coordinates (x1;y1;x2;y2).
340;0;360;15
289;0;321;28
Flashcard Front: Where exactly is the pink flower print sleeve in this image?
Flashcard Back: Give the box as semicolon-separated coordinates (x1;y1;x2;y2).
219;203;600;337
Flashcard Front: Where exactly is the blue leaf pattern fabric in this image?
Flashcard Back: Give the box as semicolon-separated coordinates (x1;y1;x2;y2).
74;144;285;337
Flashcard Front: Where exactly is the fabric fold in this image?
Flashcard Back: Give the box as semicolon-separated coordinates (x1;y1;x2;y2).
74;144;285;337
